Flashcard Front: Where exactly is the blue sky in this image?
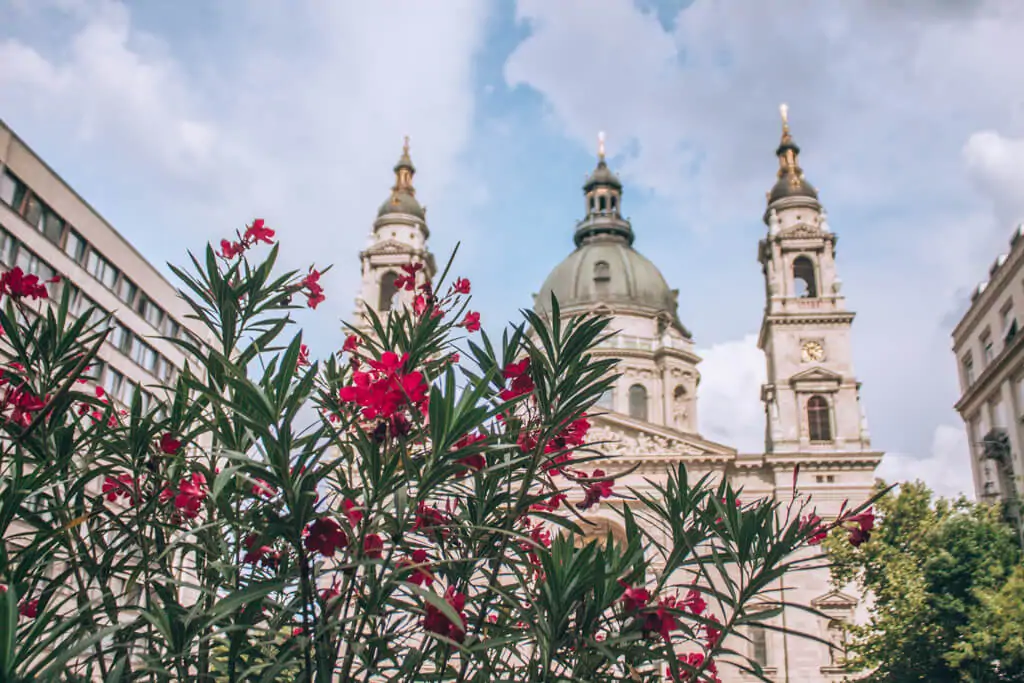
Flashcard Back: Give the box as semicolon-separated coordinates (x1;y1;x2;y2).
3;0;1024;497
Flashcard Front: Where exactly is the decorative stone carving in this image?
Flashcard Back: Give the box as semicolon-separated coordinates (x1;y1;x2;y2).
588;424;705;457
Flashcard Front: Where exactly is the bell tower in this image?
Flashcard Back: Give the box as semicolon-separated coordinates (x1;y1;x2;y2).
757;105;871;455
354;137;436;332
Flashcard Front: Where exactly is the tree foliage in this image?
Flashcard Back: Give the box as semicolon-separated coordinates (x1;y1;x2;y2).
829;480;1024;682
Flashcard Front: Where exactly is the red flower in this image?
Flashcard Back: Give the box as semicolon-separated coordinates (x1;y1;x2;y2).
251;479;276;498
530;492;568;512
243;534;274;565
848;508;875;547
172;473;208;519
642;597;680;641
218;239;244;259
304;518;348;557
243;218;275;245
411;501;449;539
18;598;39;619
3;387;46;427
412;293;428;317
577;469;615;510
102;473;136;504
297;344;310;369
618;581;651;613
338;352;429;421
342;498;364;527
159;432;182;455
683;589;706;616
453;432;487;476
499;358;535;401
459;311;480;332
452;277;470;295
343;334;361;353
398;549;434;586
301;268;326;309
705;613;722;649
423;586;467;642
394;263;424;291
802;513;828;545
0;267;49;301
363;534;384;559
668;652;719;682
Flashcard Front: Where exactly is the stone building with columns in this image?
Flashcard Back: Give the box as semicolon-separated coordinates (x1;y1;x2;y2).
352;111;883;682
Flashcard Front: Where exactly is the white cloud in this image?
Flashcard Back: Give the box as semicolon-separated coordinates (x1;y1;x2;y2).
696;334;766;452
964;131;1024;227
0;0;492;344
876;424;974;500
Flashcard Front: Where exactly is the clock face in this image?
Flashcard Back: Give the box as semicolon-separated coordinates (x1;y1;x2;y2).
801;340;825;363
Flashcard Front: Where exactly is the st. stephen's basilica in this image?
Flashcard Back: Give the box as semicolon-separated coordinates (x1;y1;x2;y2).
351;107;883;682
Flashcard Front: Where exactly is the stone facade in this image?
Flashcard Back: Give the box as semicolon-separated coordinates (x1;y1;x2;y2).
354;115;883;681
951;224;1024;544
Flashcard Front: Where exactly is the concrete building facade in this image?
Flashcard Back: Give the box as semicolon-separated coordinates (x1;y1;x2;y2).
0;120;205;409
952;223;1024;540
354;111;883;682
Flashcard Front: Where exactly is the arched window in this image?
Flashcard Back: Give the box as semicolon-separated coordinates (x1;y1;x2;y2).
589;196;595;211
793;256;817;298
672;385;688;428
610;196;617;211
378;272;400;312
807;395;832;442
628;384;648;421
598;195;607;212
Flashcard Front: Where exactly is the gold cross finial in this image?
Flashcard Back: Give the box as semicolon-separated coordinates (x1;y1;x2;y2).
780;103;790;134
598;131;606;160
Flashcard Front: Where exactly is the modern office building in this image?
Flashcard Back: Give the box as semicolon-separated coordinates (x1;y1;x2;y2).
0;119;205;410
952;224;1024;537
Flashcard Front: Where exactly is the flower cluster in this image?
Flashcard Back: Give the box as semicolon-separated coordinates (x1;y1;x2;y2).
218;218;276;260
802;506;875;547
0;267;59;302
159;472;208;520
338;351;428;422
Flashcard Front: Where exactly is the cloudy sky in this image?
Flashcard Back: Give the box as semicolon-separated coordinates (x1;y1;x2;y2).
3;0;1023;498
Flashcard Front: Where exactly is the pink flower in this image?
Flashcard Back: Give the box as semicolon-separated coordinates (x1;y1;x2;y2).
18;598;39;619
422;586;467;642
159;433;182;455
459;311;480;332
452;277;471;294
304;518;348;557
363;534;384;559
102;473;136;505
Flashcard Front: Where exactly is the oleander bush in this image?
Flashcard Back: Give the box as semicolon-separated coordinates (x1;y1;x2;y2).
0;220;873;682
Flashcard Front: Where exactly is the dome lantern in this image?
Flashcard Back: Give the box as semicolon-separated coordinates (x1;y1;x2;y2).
377;136;425;220
575;132;634;246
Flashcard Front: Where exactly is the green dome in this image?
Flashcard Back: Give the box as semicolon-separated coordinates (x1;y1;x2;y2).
536;236;682;327
768;173;818;203
378;191;425;219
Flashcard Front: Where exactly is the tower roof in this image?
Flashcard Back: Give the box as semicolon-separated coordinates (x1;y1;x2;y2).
378;136;425;220
767;104;819;204
583;132;623;192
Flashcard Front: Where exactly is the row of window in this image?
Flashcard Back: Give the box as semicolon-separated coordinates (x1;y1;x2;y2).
86;358;166;417
962;298;1019;386
0;169;186;340
0;225;179;385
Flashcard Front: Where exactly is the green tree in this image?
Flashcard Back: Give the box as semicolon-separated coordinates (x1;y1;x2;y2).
829;480;1024;682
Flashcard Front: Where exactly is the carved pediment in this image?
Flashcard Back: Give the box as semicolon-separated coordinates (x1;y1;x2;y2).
811;590;858;611
362;239;416;257
778;222;822;240
585;413;735;462
788;366;842;387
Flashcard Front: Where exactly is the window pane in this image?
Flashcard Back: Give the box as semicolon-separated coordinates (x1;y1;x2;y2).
121;380;136;406
43;210;63;243
23;195;43;230
116;278;137;306
0;228;15;266
0;171;21;206
14;244;31;272
64;230;87;262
